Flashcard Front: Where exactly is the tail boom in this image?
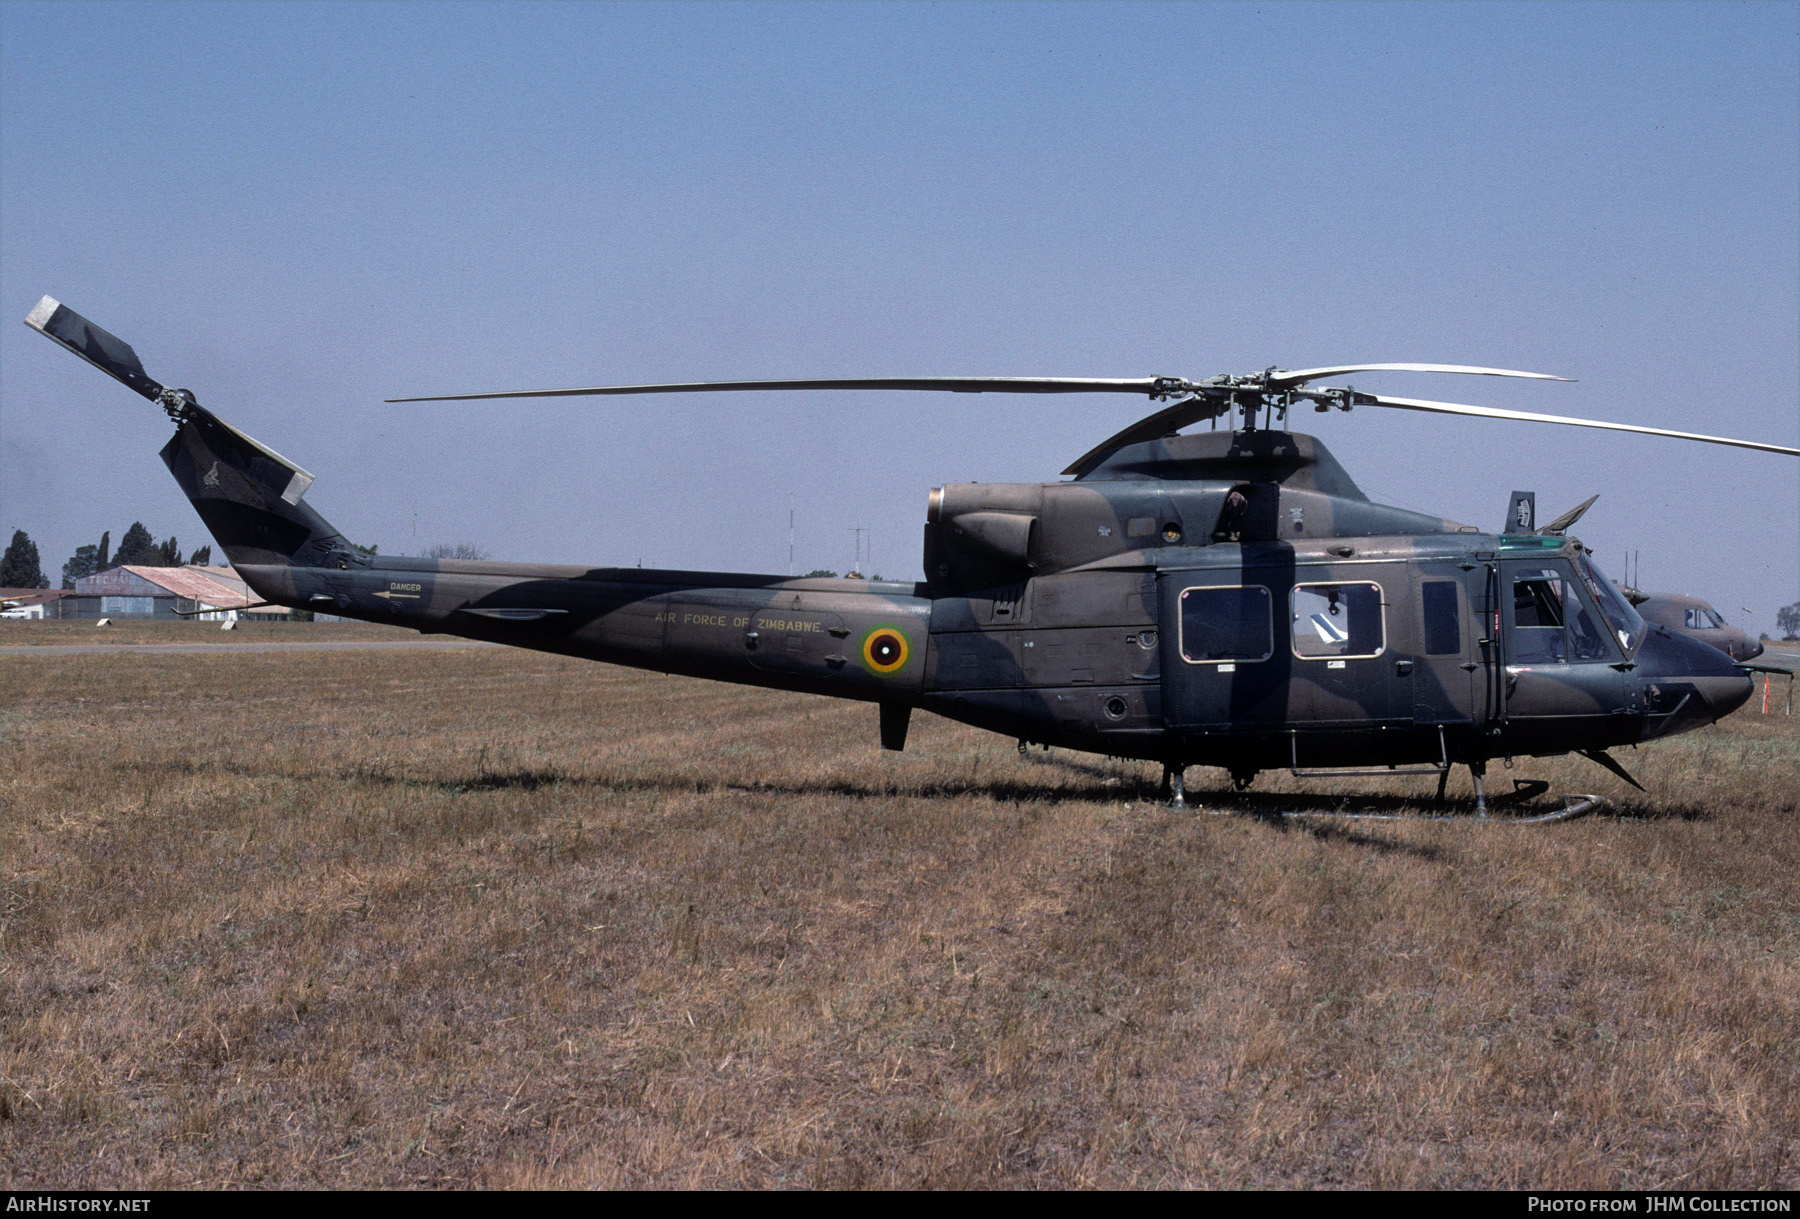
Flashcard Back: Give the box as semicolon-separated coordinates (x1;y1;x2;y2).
244;559;932;702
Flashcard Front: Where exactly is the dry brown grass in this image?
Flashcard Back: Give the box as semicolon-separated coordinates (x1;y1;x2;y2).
3;623;1796;1188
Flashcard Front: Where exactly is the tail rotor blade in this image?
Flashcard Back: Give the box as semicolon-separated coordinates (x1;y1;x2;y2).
23;296;166;402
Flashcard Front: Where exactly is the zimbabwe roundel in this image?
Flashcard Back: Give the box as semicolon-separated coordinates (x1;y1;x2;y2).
861;626;911;675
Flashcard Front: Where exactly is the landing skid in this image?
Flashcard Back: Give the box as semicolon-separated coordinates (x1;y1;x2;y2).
1270;792;1605;825
1157;758;1603;823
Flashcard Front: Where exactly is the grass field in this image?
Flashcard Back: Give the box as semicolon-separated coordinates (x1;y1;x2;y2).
3;622;1796;1188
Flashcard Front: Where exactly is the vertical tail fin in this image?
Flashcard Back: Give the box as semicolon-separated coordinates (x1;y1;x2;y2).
158;403;361;569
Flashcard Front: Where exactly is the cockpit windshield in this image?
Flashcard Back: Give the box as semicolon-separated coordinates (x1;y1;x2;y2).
1579;555;1647;657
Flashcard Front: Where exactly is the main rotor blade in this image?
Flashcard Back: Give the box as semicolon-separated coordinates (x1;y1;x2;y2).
388;375;1186;403
1272;363;1573;389
23;296;166;402
1352;393;1799;457
390;368;1570;402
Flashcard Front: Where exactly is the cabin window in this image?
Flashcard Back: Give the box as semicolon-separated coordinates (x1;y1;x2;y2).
1684;607;1723;630
1511;569;1614;663
1291;582;1385;659
1179;585;1272;663
1421;581;1462;655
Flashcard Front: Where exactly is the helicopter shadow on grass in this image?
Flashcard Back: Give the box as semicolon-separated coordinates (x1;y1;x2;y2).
388;763;1446;858
1589;797;1716;824
327;760;1136;808
126;752;1143;805
338;762;1459;866
409;764;1718;844
1015;750;1464;859
141;754;1714;830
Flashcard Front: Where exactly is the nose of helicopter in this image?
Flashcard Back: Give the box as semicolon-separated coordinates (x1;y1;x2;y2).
1732;631;1765;662
1634;627;1755;737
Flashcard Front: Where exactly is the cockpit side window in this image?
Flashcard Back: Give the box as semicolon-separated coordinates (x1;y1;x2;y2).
1511;567;1617;664
1578;556;1646;657
1685;606;1725;630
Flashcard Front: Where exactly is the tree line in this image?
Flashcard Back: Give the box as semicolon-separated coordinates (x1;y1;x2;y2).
2;528;481;591
0;526;211;590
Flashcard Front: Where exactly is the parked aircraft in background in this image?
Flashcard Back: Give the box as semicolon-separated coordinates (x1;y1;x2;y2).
1625;591;1764;663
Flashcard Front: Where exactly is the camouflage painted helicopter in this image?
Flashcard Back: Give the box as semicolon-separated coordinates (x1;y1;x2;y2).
27;296;1798;815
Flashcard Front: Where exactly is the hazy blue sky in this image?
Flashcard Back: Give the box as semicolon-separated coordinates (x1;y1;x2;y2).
4;2;1795;630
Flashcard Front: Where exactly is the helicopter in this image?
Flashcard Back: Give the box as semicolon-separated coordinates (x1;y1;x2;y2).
25;296;1798;815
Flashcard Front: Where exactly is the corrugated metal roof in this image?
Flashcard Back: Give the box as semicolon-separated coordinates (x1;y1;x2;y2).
187;565;250;595
117;565;254;606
